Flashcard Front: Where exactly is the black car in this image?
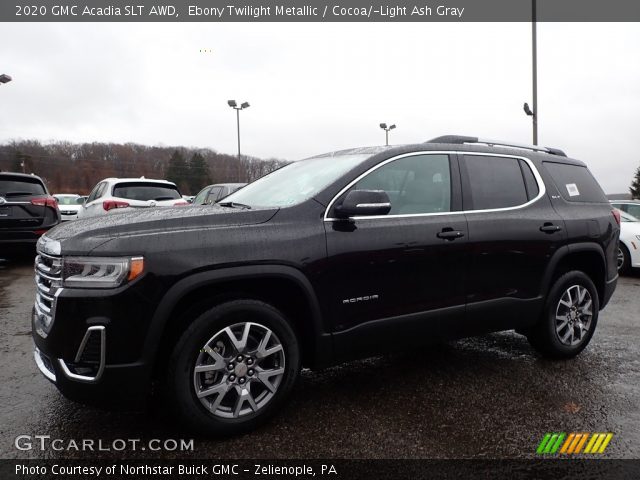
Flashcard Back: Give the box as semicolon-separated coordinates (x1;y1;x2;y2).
32;136;619;435
192;183;247;205
0;172;60;254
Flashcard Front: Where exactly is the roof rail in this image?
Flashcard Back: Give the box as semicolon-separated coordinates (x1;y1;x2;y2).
426;135;567;157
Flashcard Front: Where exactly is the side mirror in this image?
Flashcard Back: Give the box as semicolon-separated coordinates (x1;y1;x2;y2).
335;189;391;218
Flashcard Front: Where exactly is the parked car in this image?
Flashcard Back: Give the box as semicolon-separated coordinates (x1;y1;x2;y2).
0;172;60;254
610;200;640;219
617;209;640;274
193;183;246;205
78;177;188;218
53;194;83;221
32;136;619;436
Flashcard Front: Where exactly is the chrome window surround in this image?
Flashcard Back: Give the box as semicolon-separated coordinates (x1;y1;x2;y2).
324;151;546;221
58;326;106;383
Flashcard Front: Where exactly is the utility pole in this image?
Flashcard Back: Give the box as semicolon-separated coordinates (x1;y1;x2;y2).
531;0;538;145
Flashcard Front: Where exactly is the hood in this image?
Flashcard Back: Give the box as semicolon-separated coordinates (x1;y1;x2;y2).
44;205;279;253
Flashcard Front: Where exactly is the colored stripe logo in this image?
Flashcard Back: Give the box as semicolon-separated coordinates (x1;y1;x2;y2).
537;433;613;454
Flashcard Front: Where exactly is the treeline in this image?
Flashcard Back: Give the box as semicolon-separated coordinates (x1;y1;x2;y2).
0;140;288;195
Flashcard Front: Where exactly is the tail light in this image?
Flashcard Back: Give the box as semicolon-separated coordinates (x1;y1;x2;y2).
173;201;189;206
612;209;621;226
103;200;130;211
31;197;58;209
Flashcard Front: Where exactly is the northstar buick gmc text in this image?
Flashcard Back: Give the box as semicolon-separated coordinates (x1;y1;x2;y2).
32;136;619;435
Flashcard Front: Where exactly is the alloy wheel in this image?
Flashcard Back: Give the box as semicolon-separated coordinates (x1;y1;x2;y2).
193;322;285;419
554;285;593;346
617;248;625;271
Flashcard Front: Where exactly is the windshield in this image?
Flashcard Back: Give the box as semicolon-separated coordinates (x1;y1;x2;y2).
54;195;80;205
222;154;370;208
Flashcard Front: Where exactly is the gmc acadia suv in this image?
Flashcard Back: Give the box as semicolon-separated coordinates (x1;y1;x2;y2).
32;136;619;435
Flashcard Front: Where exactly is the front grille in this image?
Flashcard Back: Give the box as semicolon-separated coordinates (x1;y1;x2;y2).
34;251;62;336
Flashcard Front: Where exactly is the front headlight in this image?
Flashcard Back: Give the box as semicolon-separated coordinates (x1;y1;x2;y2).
62;256;144;288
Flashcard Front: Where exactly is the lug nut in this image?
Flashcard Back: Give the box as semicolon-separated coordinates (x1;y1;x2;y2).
229;375;236;382
246;358;254;365
239;377;246;384
227;363;235;370
236;355;244;362
248;369;254;376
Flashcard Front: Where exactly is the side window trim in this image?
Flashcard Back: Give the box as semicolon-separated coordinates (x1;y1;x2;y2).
324;151;546;221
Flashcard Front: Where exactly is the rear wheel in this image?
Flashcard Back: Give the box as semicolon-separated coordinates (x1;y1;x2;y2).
618;244;631;275
527;271;599;359
167;299;300;436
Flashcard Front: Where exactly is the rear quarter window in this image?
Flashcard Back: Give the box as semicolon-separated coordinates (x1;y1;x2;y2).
543;162;607;203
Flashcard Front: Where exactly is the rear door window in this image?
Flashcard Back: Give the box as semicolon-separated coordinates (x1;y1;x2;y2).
543;162;607;203
112;182;181;201
206;186;223;204
463;155;530;210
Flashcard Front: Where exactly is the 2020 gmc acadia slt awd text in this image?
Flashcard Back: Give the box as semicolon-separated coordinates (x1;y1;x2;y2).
32;136;619;435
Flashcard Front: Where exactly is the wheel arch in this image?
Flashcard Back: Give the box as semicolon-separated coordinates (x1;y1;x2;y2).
145;265;332;379
541;243;607;309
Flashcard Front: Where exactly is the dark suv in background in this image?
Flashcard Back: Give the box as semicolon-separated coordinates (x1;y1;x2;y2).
0;172;60;255
32;136;619;435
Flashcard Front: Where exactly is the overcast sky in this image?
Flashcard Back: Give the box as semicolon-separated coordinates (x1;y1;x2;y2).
0;22;638;193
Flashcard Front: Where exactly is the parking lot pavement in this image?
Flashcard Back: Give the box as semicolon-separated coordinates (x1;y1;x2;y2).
1;255;639;460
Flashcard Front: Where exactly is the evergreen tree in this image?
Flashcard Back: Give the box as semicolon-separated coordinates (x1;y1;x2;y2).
165;150;189;193
631;165;640;200
188;152;211;194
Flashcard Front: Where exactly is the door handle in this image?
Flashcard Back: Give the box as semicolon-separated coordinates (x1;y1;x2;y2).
540;223;562;233
437;229;465;240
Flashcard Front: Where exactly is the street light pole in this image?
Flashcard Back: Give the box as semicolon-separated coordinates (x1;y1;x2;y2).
379;123;396;146
531;0;538;145
227;100;250;181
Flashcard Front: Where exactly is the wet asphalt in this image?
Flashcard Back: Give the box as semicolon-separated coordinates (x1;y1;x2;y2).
0;255;639;460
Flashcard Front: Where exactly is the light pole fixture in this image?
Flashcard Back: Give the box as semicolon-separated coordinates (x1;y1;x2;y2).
379;123;396;146
0;74;12;85
228;99;250;181
524;0;538;145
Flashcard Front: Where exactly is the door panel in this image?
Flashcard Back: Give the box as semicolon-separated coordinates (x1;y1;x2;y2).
461;154;564;330
320;152;468;359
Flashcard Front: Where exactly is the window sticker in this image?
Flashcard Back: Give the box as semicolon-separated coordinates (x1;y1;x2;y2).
566;183;580;197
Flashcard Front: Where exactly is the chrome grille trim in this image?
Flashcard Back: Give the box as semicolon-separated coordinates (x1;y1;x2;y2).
34;250;63;338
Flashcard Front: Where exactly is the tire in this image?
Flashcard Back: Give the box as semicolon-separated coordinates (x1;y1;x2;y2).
527;271;599;359
167;299;300;436
618;244;632;275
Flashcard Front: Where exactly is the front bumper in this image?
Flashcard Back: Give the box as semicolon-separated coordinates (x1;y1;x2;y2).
31;265;164;409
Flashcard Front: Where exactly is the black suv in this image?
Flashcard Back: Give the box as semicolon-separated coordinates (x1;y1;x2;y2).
0;172;60;254
32;136;619;435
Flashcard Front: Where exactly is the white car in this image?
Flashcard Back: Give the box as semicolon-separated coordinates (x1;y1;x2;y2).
78;177;188;219
618;210;640;274
53;193;83;221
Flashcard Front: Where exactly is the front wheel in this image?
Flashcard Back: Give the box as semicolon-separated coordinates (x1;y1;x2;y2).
167;300;300;436
527;271;599;359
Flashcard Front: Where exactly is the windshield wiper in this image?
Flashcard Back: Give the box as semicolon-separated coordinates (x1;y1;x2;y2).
218;201;252;210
